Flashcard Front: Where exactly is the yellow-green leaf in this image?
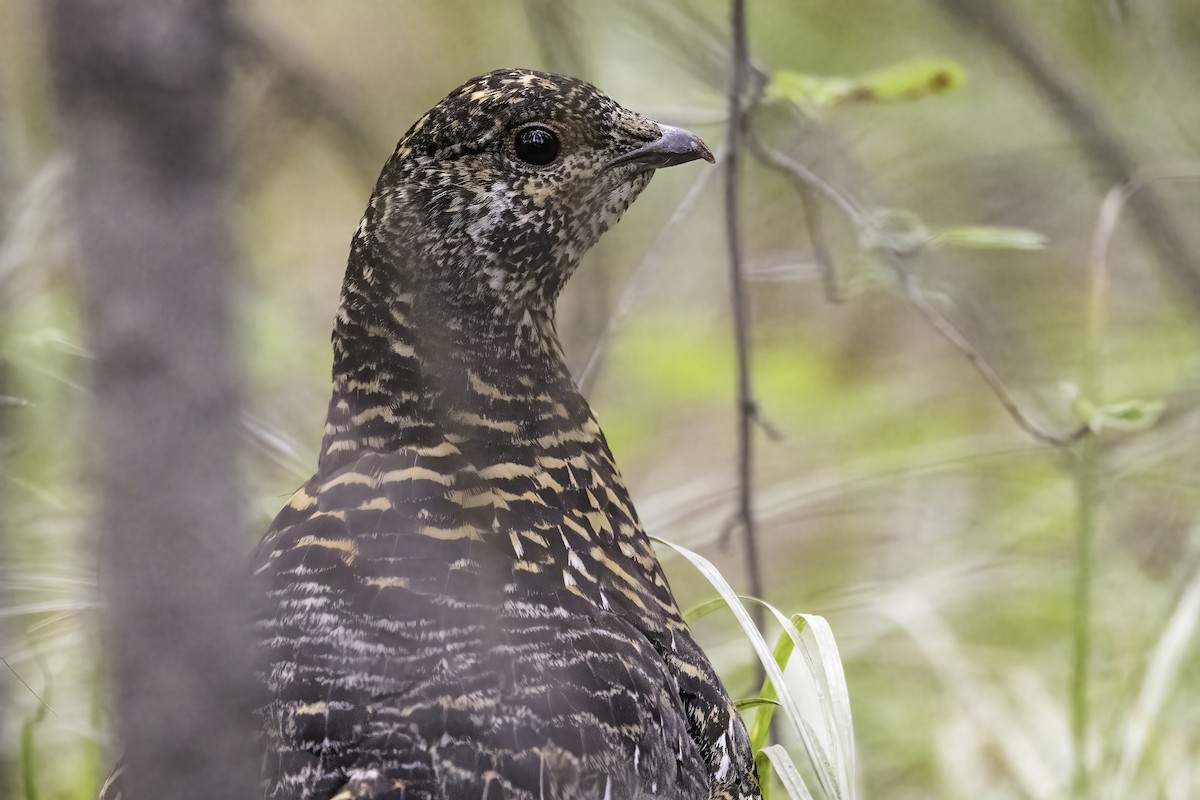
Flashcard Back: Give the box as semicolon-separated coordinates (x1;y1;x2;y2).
1087;399;1165;433
853;58;966;103
766;71;858;108
768;59;965;109
933;226;1048;251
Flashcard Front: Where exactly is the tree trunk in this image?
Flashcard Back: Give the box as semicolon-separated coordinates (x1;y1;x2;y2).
46;1;259;798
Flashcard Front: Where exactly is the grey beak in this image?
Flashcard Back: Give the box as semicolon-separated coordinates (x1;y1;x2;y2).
608;124;716;171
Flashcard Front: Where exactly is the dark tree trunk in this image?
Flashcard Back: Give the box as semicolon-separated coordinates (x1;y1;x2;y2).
46;2;259;798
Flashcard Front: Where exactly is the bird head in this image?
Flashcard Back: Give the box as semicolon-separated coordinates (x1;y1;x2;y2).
361;68;714;319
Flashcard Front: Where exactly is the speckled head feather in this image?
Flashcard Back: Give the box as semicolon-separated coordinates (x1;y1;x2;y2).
252;68;757;800
363;68;706;314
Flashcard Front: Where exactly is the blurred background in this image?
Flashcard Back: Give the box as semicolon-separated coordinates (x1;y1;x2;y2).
3;1;1199;798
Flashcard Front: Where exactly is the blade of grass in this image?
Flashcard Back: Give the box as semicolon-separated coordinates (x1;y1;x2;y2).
684;595;736;624
748;599;857;795
748;625;796;751
19;679;50;800
654;537;842;799
736;697;783;711
759;744;817;800
1112;557;1200;797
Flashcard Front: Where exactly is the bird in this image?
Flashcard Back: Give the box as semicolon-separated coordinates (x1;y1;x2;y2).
253;68;761;800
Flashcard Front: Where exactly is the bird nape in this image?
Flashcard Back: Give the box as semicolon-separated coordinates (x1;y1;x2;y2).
97;68;753;800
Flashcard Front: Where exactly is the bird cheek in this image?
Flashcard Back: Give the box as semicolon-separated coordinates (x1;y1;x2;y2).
524;177;558;209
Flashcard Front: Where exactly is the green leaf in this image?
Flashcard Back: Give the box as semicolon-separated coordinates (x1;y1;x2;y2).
859;207;931;257
653;537;844;799
854;58;966;102
756;750;773;800
683;596;731;624
747;600;857;798
1066;383;1165;434
932;226;1048;251
768;58;965;109
758;745;818;800
748;627;797;751
766;71;859;108
1087;398;1165;433
735;697;783;711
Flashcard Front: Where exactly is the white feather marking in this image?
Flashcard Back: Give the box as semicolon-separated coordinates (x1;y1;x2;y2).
714;732;731;781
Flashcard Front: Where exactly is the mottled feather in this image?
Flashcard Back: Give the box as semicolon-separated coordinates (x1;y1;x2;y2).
254;69;759;800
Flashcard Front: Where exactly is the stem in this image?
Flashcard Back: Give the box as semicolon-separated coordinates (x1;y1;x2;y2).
1071;177;1112;798
1071;439;1096;798
725;0;765;634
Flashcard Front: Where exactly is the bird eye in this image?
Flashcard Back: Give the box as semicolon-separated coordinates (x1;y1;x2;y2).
514;125;560;166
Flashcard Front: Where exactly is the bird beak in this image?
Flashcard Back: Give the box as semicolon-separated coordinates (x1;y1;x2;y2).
607;124;716;171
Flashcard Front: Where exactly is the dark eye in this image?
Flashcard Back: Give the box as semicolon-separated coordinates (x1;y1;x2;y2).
514;125;560;166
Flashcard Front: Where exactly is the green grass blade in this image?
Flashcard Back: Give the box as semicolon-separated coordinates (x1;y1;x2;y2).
759;744;817;800
1112;559;1200;797
736;697;783;711
654;537;841;800
748;626;796;752
683;595;733;624
748;599;857;797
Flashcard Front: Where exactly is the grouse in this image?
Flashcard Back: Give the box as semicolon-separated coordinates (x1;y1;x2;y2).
254;68;761;800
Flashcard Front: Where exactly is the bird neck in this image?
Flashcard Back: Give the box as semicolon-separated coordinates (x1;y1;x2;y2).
318;233;595;475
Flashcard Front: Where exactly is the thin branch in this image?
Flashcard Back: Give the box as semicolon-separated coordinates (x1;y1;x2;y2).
886;253;1089;448
797;183;843;304
725;0;765;631
1088;165;1200;295
752;136;1089;448
1;657;59;719
747;131;865;223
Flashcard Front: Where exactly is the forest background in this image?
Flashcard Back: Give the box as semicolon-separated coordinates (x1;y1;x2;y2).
2;1;1199;798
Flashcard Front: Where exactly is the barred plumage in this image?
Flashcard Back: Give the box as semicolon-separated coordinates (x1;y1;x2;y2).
254;68;760;800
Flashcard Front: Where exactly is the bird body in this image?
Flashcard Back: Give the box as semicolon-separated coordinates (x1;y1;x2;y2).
254;69;760;800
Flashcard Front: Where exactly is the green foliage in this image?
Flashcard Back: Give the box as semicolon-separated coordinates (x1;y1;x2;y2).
5;2;1200;798
767;58;966;110
657;538;856;800
19;679;50;800
931;225;1048;251
854;207;1048;258
1065;383;1166;434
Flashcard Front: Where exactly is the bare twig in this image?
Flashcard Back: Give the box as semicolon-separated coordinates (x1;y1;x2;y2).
1;657;58;720
751;136;1089;448
932;0;1200;324
886;254;1089;448
797;183;844;304
1088;165;1200;294
747;130;865;223
577;142;726;391
725;0;766;631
